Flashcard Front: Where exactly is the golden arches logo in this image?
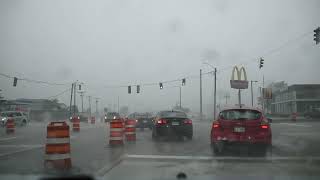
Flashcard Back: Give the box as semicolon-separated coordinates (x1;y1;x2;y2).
231;66;247;81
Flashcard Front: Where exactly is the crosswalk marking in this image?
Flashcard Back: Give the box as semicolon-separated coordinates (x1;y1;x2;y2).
276;123;312;128
0;137;17;141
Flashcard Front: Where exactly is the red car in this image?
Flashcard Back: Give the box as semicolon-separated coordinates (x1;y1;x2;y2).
210;107;272;155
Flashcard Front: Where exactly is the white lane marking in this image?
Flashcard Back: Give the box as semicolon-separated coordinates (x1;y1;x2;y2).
0;144;43;148
96;155;124;176
0;146;42;157
125;154;320;161
276;123;312;128
0;137;17;141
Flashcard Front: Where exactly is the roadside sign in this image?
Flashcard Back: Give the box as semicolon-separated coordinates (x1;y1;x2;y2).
263;88;272;99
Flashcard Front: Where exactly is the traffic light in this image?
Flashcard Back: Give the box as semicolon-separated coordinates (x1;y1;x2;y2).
128;86;131;94
314;27;320;44
13;77;18;87
182;78;186;86
136;85;140;93
159;82;163;89
78;84;81;90
259;58;264;69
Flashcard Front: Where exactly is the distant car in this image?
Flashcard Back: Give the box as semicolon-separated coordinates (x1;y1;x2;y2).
0;111;29;127
152;110;193;140
210;107;272;155
304;108;320;119
104;112;121;122
128;113;153;130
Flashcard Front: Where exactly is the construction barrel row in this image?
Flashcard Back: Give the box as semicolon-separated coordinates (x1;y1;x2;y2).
43;117;136;170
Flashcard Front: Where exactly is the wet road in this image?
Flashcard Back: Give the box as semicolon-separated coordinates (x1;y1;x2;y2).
0;119;320;178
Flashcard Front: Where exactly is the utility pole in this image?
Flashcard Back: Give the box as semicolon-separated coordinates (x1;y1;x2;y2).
200;69;203;120
179;86;182;109
224;94;230;104
251;81;258;107
213;68;217;119
238;89;242;108
88;96;92;118
95;98;99;114
69;83;74;117
117;96;120;113
262;75;265;112
79;91;85;113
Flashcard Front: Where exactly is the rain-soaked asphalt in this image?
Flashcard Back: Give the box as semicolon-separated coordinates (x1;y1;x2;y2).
0;119;320;179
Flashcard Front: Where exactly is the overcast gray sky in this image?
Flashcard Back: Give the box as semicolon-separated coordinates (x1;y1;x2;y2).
0;0;319;115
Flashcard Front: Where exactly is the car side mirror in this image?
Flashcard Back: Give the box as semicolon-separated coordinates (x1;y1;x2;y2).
267;118;272;123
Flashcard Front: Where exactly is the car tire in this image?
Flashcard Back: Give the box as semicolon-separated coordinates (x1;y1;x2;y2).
212;141;224;156
186;134;193;140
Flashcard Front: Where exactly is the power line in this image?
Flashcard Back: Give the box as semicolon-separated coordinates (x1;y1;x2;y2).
0;72;70;86
46;88;72;99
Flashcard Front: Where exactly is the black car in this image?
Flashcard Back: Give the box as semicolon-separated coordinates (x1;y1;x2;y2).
104;112;121;122
128;113;153;130
152;110;193;140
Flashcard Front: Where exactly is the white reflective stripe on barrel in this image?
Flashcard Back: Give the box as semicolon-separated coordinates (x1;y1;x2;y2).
125;125;135;128
110;128;123;132
109;137;123;140
125;132;135;135
45;153;71;160
46;138;70;144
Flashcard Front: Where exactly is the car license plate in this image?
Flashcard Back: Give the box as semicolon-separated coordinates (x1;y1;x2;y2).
143;120;147;123
234;127;245;132
172;122;179;126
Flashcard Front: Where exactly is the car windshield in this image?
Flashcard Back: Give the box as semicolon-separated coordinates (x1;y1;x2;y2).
0;0;319;179
220;109;262;120
107;112;119;118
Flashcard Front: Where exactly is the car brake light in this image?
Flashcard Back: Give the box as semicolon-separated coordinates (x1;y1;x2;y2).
260;120;269;129
183;119;192;124
157;119;167;124
212;121;220;128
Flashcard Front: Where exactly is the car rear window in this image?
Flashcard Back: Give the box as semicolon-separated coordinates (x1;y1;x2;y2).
219;109;262;120
160;111;187;118
107;112;120;118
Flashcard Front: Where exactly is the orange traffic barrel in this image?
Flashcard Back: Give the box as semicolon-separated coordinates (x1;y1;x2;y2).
72;116;80;132
6;118;15;134
109;119;124;146
125;119;136;141
44;121;71;170
91;117;95;124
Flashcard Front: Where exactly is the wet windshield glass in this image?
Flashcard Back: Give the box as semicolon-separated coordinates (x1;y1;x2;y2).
0;0;319;179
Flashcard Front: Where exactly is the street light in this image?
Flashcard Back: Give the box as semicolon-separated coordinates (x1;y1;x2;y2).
203;62;217;119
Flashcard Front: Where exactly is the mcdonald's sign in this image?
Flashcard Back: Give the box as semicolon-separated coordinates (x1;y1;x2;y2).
230;66;249;89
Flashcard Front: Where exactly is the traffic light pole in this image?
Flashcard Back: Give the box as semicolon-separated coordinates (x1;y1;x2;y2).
73;82;76;116
251;80;258;107
214;68;217;119
200;69;203;121
69;83;74;117
179;86;182;109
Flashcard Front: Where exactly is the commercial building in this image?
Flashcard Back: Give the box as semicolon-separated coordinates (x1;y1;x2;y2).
268;82;320;115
